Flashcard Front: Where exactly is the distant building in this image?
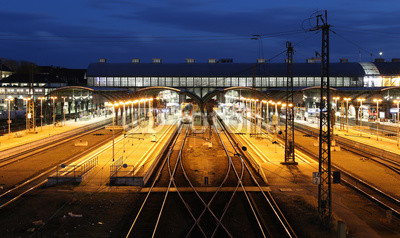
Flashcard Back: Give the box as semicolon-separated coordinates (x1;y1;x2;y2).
85;59;400;98
0;73;68;110
0;64;13;80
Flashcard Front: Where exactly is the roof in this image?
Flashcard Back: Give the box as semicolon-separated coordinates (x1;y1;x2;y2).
373;62;400;76
0;64;12;72
86;62;366;78
1;73;64;83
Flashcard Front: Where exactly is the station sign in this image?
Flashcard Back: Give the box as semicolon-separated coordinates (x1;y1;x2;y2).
312;172;320;185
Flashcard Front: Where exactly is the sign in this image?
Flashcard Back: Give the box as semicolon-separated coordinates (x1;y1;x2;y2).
313;172;320;185
386;210;393;222
204;177;209;185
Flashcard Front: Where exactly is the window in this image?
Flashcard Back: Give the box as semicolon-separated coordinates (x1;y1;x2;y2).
114;77;121;87
209;77;217;87
99;77;106;86
217;77;225;87
121;77;128;87
180;77;187;87
136;77;143;87
144;77;150;86
106;77;113;87
299;77;307;87
231;77;238;86
202;77;208;87
173;77;179;87
128;77;135;87
194;77;201;87
239;77;246;87
187;77;194;87
151;77;158;86
166;77;173;87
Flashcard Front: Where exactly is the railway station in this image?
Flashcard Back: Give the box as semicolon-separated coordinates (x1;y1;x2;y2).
1;57;400;237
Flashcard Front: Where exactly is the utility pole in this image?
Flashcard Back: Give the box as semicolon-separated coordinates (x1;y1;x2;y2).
27;64;36;133
309;10;332;222
282;41;297;165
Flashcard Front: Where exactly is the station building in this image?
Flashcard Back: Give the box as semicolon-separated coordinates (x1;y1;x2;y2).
86;58;400;121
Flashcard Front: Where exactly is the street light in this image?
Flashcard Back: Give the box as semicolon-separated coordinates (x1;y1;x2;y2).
333;96;340;129
61;96;67;126
343;97;351;132
5;97;13;138
23;97;31;132
357;98;366;136
394;100;400;148
373;98;382;140
38;97;46;131
50;96;57;127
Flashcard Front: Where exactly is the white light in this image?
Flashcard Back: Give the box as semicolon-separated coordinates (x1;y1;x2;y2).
379;52;383;56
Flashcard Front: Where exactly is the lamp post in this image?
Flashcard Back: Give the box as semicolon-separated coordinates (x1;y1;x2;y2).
5;97;13;138
50;96;57;127
105;102;118;161
333;96;340;129
344;97;351;132
38;97;46;131
357;98;365;136
23;97;31;132
394;100;400;148
373;98;382;140
61;96;67;126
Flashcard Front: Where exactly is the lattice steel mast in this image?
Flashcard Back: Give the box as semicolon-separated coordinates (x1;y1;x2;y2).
282;41;297;165
317;10;332;221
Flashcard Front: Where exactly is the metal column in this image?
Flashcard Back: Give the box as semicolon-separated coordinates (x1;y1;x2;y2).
282;41;297;165
317;11;332;222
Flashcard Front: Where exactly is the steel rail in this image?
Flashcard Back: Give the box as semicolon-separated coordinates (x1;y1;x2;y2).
294;123;400;181
209;122;249;238
125;123;183;238
183;126;235;238
151;125;190;238
217;117;297;238
165;126;208;237
0;119;112;165
272;122;400;219
0;126;124;209
213;119;267;238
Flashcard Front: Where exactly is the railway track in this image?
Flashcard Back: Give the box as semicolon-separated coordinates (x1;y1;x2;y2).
290;123;400;217
0;118;113;165
127;119;296;237
257;120;400;219
0;121;125;210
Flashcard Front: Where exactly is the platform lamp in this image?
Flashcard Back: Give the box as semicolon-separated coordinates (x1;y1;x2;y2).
5;97;13;139
394;99;400;148
22;97;31;132
38;97;46;131
50;96;57;127
333;96;340;129
373;98;382;141
357;98;366;136
343;97;351;132
61;96;67;126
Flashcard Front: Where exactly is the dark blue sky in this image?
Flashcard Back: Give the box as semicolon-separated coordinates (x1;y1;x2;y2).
1;0;399;68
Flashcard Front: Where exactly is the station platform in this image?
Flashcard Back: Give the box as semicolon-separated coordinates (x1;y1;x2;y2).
295;119;400;156
70;119;179;189
219;114;389;238
0;115;112;152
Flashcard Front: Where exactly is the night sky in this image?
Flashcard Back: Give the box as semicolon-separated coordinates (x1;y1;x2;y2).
1;0;399;68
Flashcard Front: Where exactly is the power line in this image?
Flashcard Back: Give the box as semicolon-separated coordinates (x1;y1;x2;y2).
330;29;378;58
